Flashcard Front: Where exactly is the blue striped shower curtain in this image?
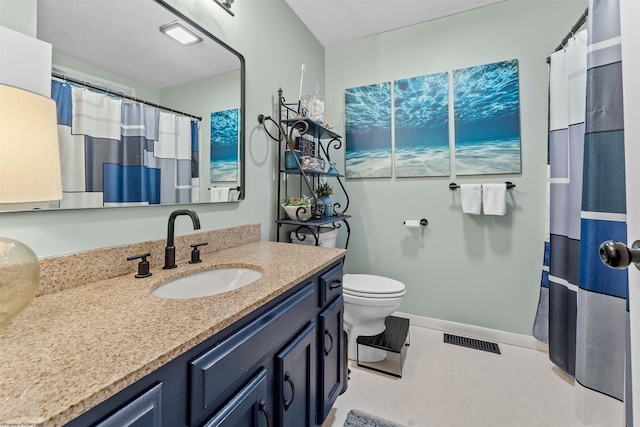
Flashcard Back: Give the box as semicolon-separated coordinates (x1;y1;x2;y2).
533;0;629;424
51;80;199;208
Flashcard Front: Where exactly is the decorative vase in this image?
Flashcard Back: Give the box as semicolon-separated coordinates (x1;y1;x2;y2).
284;150;301;170
0;237;40;328
320;195;333;216
282;204;311;221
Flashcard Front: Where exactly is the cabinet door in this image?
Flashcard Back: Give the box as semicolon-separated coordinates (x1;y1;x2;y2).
318;295;344;424
202;368;270;427
276;322;317;427
190;283;315;425
94;382;162;427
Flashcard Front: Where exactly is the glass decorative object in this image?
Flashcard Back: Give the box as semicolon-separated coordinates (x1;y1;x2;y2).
307;84;325;123
0;238;40;327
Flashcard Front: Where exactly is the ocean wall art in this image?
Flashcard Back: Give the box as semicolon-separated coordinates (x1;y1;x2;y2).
453;59;521;175
345;82;392;178
210;108;239;182
394;72;450;177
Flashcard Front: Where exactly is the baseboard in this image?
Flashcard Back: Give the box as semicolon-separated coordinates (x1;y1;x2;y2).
395;312;549;353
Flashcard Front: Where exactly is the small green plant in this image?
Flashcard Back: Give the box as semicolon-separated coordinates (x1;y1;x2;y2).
283;195;312;206
316;182;333;197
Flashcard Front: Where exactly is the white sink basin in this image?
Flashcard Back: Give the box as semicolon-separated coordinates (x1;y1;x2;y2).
152;268;263;299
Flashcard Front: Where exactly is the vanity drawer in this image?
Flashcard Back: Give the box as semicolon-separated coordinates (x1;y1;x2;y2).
189;282;315;425
319;263;343;307
94;382;162;427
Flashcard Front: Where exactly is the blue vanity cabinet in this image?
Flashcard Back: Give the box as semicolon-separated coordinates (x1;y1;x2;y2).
317;295;344;424
190;282;316;426
276;322;317;426
201;368;269;427
319;263;343;307
94;382;162;427
63;259;345;427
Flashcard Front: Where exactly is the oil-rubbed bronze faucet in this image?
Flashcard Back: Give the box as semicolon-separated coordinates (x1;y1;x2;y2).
163;209;201;269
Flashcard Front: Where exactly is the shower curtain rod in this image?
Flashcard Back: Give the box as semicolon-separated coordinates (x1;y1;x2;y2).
553;7;589;53
51;72;203;121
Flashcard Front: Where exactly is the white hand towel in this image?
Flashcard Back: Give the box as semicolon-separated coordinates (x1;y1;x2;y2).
191;178;200;203
210;187;231;202
209;188;219;202
460;184;482;215
482;183;507;216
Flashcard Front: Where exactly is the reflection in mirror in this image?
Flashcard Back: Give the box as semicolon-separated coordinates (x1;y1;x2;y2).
11;0;245;211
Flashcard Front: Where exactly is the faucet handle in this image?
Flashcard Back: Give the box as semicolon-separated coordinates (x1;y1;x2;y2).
189;242;208;264
127;253;152;278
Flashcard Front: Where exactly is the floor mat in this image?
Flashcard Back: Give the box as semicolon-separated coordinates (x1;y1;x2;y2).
343;409;405;427
444;333;501;354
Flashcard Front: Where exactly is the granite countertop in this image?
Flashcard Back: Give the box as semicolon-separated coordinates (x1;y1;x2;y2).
0;240;346;426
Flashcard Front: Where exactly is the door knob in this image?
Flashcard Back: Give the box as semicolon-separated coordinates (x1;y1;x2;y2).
599;240;640;270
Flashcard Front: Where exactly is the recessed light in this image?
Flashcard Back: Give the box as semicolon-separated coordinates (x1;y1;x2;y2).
159;22;203;46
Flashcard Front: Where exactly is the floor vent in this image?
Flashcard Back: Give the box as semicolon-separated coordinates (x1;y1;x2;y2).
443;333;501;354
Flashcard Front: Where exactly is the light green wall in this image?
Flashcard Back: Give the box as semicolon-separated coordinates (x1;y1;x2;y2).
325;0;587;335
51;53;162;103
0;0;36;36
0;0;325;256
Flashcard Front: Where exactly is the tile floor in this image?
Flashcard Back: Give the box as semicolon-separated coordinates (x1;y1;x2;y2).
323;325;584;427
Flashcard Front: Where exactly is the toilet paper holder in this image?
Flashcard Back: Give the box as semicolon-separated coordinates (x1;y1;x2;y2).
404;219;428;228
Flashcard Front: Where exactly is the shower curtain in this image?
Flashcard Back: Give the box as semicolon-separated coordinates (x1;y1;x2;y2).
51;81;199;208
533;0;629;424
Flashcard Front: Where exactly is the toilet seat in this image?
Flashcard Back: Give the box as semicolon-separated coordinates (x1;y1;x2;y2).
343;274;406;299
343;289;406;300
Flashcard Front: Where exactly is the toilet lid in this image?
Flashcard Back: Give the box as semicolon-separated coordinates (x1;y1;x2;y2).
343;274;405;295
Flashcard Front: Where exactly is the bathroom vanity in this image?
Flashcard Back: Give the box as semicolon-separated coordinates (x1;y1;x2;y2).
0;225;345;427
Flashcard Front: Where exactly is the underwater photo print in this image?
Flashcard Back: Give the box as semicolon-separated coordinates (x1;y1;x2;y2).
345;82;392;178
394;72;450;177
453;59;521;175
210;108;239;182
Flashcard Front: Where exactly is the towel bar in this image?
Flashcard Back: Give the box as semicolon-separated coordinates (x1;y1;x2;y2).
449;181;515;191
208;186;242;191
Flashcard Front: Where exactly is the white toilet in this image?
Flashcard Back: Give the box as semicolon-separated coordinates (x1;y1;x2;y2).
342;274;406;362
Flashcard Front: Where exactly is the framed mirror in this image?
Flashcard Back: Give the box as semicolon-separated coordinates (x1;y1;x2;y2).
21;0;245;211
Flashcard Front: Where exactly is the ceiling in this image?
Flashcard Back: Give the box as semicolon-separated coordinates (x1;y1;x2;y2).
284;0;506;47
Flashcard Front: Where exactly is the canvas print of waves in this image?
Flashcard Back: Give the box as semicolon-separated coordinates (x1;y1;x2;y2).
210;108;239;182
394;72;449;177
453;59;521;175
345;82;392;178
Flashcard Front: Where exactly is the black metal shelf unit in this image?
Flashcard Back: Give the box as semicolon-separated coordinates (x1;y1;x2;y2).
258;89;351;248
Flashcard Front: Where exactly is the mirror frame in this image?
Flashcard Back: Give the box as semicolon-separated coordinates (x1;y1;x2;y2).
154;0;246;202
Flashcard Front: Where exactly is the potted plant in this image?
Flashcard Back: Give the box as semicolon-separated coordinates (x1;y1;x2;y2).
282;195;312;221
316;182;334;216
